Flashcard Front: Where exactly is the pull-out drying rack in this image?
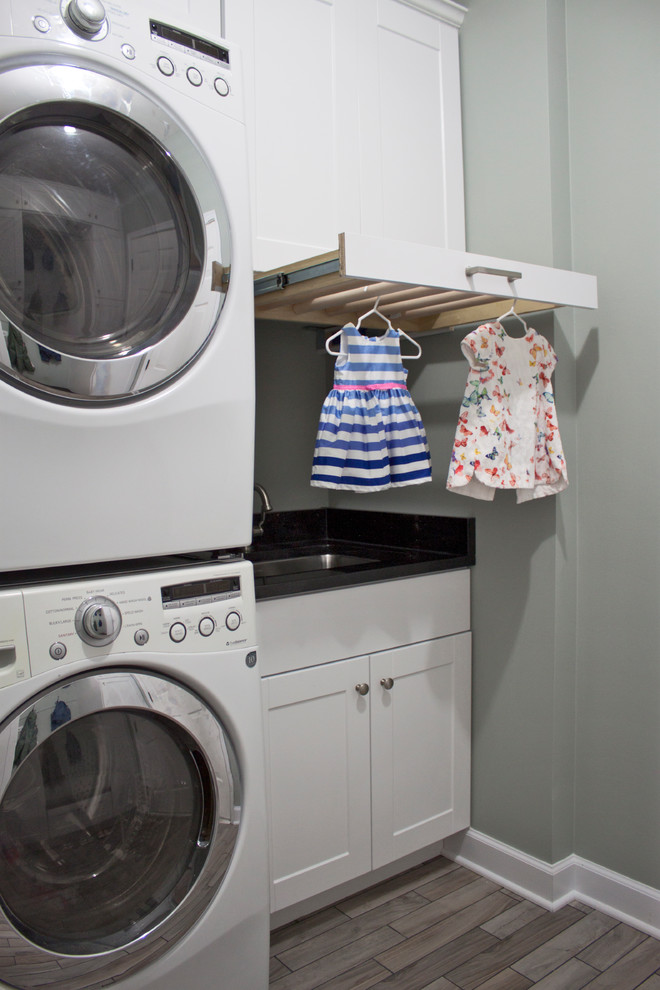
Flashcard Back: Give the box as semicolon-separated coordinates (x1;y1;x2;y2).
253;233;598;333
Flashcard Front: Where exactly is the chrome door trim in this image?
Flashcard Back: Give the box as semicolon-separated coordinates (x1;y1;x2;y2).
0;62;232;404
0;668;240;989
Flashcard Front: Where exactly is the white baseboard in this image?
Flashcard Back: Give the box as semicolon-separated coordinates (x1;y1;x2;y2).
442;828;660;939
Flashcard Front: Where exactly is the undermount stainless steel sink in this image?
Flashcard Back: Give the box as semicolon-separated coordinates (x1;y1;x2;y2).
251;552;379;579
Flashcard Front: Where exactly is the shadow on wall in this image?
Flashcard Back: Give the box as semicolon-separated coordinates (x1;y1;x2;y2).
575;326;600;409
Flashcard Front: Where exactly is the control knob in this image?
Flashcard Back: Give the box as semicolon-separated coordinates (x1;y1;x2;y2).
64;0;107;37
75;596;122;646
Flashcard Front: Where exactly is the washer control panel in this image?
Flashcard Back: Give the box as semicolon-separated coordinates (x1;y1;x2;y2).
14;560;256;678
4;0;242;120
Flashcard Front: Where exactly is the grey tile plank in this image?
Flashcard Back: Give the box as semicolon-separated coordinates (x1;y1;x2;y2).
368;928;497;990
480;898;547;939
465;969;533;990
502;889;525;903
337;858;459;919
270;956;291;982
271;906;349;956
278;891;429;970
445;904;584;990
374;890;515;973
270;926;405;990
301;957;392;990
636;976;660;990
390;876;500;937
576;921;648;971
512;910;619;981
530;957;600;989
573;937;660;989
415;865;484;902
415;980;457;990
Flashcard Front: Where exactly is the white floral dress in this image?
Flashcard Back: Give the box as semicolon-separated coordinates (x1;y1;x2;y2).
447;322;567;502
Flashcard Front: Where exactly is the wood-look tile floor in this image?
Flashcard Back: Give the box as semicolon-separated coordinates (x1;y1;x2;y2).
269;856;660;990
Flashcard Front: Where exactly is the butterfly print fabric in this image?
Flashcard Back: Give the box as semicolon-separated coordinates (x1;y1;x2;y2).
447;322;567;501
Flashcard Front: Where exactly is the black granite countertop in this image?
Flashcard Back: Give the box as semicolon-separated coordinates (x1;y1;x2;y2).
245;508;475;601
0;510;474;599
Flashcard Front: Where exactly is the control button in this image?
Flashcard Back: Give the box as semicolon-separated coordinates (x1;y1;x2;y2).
33;15;51;33
157;56;175;77
134;628;149;646
169;622;187;643
121;43;136;60
49;642;67;661
214;76;230;97
225;611;241;632
199;616;215;637
186;66;203;87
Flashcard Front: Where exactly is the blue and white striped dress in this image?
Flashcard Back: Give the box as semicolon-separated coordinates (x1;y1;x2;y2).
311;324;432;491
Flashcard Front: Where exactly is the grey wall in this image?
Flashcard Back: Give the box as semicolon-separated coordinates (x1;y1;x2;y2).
253;0;660;888
254;321;328;511
565;0;660;883
458;0;660;887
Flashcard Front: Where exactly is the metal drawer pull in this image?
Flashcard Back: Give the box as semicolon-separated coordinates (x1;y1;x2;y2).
355;682;370;696
380;677;394;690
465;265;522;282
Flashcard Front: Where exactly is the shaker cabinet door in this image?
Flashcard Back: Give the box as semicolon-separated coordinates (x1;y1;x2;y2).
370;633;472;869
355;0;465;251
263;655;372;912
225;0;359;271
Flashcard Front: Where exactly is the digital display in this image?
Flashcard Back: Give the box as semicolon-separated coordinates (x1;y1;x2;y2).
161;575;240;606
150;21;230;67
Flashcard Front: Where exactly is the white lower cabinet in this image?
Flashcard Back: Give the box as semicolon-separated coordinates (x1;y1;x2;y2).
262;632;471;912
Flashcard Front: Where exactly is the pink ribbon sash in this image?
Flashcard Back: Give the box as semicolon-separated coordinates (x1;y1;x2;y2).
334;382;407;391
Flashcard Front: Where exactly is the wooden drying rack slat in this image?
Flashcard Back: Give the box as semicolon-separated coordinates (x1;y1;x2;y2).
253;238;559;333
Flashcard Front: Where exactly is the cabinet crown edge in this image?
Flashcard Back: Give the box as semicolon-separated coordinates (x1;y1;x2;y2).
397;0;467;29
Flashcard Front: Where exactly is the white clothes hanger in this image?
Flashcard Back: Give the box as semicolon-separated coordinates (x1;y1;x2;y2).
325;297;422;358
355;299;394;333
497;300;529;334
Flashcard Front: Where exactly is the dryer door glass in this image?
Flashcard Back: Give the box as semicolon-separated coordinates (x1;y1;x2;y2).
0;106;205;360
0;67;234;403
0;671;240;968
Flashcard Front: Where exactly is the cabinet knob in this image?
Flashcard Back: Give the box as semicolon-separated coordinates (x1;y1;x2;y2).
380;677;394;690
355;682;370;696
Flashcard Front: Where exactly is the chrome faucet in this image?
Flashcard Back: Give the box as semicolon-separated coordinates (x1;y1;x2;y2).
253;483;272;537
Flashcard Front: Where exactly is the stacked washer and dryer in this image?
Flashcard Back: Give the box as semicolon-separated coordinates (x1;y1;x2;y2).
0;1;268;988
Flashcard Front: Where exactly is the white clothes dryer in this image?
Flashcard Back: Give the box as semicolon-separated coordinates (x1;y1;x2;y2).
0;557;268;990
0;0;255;571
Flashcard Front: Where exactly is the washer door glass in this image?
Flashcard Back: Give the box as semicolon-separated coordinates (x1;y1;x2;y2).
0;65;233;403
0;671;240;987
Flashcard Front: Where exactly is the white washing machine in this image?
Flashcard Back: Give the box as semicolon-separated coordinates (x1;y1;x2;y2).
0;0;255;571
0;557;268;990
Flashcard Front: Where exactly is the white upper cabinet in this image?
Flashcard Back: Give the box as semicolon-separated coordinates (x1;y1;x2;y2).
225;0;467;271
356;1;466;252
